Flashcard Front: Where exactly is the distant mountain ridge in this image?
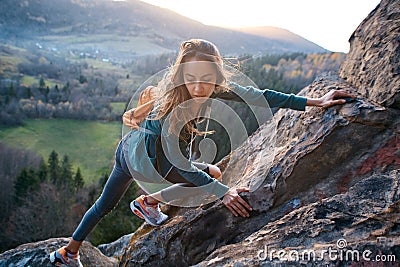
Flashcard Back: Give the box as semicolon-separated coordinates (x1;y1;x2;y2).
237;26;324;54
0;0;328;57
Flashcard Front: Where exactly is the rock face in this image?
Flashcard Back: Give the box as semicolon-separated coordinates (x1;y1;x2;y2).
0;238;117;267
117;0;400;265
339;0;400;108
117;74;400;267
196;170;400;266
0;0;399;266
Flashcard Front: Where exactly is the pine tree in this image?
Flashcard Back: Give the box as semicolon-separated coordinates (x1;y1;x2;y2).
27;87;33;98
79;75;87;84
14;168;29;203
37;161;48;182
39;77;46;88
48;150;60;185
61;154;73;187
8;82;16;97
14;167;39;204
74;167;84;191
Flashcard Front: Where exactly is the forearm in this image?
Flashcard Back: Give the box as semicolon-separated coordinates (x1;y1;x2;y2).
306;98;323;107
226;81;308;110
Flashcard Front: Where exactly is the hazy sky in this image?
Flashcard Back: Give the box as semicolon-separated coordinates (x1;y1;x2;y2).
139;0;381;53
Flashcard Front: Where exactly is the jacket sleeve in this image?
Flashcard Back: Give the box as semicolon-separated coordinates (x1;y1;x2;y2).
214;81;307;111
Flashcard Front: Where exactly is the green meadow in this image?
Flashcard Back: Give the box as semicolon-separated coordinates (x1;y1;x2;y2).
20;75;63;88
0;119;122;184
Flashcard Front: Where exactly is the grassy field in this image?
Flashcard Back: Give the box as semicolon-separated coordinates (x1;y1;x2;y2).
0;55;30;74
0;119;122;184
20;75;63;88
42;34;171;55
110;102;127;115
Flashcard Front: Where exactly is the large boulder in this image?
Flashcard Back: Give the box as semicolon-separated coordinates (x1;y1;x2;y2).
117;71;400;266
197;170;400;266
339;0;400;108
117;0;400;264
0;238;117;267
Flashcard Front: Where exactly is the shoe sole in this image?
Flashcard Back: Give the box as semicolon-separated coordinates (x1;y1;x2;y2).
132;207;144;219
130;201;161;227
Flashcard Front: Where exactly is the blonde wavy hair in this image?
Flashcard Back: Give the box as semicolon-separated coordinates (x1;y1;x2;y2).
153;39;231;141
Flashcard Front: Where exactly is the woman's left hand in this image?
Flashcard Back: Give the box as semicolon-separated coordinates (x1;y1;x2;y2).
308;90;356;108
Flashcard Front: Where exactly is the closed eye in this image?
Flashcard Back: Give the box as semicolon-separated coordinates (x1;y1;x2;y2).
185;73;215;83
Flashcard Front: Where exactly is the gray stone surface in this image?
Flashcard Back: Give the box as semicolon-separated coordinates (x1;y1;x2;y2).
339;0;400;108
0;238;117;267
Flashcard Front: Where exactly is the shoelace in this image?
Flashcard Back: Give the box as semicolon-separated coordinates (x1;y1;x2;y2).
145;203;163;220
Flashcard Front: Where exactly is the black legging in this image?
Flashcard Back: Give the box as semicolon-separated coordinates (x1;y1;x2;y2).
72;140;211;241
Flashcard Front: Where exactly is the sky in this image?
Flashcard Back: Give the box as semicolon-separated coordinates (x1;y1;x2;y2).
138;0;381;53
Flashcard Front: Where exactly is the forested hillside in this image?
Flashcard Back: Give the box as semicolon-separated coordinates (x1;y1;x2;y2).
241;52;346;93
0;42;345;126
0;143;143;252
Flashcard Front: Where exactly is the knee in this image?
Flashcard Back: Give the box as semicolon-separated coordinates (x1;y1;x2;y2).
208;164;222;181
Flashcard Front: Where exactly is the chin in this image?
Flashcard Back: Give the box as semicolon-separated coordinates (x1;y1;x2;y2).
192;97;209;103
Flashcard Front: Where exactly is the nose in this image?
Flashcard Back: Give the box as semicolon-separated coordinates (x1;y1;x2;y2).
193;81;203;91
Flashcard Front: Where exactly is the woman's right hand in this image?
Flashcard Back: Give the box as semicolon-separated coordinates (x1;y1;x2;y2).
122;110;132;127
222;188;252;217
122;109;135;128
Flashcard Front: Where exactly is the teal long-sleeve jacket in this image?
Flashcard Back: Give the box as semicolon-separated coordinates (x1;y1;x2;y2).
125;81;307;198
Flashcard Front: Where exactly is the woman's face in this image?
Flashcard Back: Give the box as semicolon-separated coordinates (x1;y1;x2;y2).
182;58;217;102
